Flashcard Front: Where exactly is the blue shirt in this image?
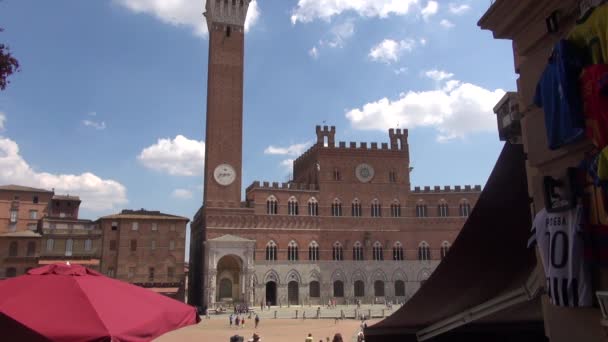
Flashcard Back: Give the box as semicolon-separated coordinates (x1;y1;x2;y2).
534;40;585;150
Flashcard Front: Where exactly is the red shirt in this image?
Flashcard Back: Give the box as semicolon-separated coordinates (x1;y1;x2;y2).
581;64;608;148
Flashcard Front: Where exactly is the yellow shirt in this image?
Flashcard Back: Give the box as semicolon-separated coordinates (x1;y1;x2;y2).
568;4;608;64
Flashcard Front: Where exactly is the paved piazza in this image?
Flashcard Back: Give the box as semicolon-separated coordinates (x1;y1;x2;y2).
156;318;378;342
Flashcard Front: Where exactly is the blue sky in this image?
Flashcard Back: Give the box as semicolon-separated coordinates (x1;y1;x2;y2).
0;0;515;224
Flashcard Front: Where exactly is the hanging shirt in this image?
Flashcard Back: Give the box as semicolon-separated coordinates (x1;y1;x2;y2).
568;4;608;65
528;205;592;307
581;64;608;148
534;40;586;150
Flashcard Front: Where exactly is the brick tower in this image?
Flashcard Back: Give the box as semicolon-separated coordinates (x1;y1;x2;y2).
202;0;251;207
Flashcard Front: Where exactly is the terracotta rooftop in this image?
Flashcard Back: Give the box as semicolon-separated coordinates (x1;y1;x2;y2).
99;209;189;221
0;184;53;193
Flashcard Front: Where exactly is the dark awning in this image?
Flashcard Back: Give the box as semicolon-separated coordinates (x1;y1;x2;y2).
366;143;539;341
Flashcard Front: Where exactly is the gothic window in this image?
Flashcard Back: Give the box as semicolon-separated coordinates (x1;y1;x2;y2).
372;241;384;261
353;241;364;261
438;200;449;217
389;170;397;183
309;281;320;297
418;241;431;261
308;197;319;216
332;241;343;261
288;240;299;261
352;199;362;217
288;197;299;216
371;199;382;217
416;201;428;217
265;241;277;261
26;242;35;257
333;281;344;297
308;241;319;261
390;200;401;217
354;280;365;297
266;195;278;215
374;280;385;297
393;241;404;261
441;241;451;259
331;198;342;217
395;280;405;297
459;200;471;217
333;168;341;181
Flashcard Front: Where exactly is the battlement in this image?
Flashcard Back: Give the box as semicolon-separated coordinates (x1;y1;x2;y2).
246;181;320;193
205;0;251;27
412;185;482;193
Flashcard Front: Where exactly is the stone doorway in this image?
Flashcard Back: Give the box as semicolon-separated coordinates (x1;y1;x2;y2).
288;281;299;305
265;281;277;306
216;254;242;303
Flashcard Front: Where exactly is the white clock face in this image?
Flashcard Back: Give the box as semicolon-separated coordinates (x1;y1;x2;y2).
355;163;375;183
213;164;236;186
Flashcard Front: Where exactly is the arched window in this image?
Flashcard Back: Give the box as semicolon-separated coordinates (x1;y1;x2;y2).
416;200;427;217
288;197;299;216
8;241;18;257
371;199;382;217
5;267;17;278
333;280;344;297
372;241;384;261
332;242;343;261
309;281;320;297
389;169;397;183
266;195;278;215
26;241;36;257
308;241;319;261
395;280;405;297
354;280;365;297
331;198;342;217
441;241;450;259
265;241;277;261
390;199;401;217
351;199;362;217
46;239;54;252
459;200;471;217
308;197;319;216
84;239;92;251
353;241;364;261
374;280;385;297
418;241;431;261
288;240;299;261
393;241;404;261
438;200;449;217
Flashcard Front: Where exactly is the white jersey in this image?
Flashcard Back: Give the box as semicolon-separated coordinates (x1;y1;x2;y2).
528;205;592;307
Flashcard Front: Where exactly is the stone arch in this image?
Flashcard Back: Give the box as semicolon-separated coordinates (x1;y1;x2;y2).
391;269;408;282
285;269;302;284
309;269;321;282
263;269;281;285
330;269;346;282
370;269;388;282
351;269;367;283
418;268;432;282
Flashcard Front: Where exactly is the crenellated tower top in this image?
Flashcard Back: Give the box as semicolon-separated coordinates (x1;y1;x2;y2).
205;0;251;27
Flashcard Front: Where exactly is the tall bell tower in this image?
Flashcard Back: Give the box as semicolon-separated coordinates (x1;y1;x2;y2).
203;0;251;207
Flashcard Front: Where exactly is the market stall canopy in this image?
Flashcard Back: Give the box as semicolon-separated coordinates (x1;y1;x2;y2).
0;263;199;342
365;143;541;342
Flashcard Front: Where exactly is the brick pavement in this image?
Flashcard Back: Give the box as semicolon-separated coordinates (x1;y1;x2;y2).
155;318;379;342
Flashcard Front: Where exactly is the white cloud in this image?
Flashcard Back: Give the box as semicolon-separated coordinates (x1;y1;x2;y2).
138;135;205;176
82;120;106;130
424;69;454;82
326;19;355;48
291;0;419;24
440;19;455;28
171;188;193;199
421;1;439;20
0;112;5;131
449;3;471;15
394;67;408;75
0;137;127;211
309;46;319;59
114;0;259;37
280;159;294;170
419;38;427;45
369;39;416;64
345;75;505;141
264;142;311;156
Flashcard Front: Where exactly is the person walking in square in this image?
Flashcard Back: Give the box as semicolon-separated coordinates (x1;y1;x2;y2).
230;314;233;327
255;314;260;328
235;315;240;328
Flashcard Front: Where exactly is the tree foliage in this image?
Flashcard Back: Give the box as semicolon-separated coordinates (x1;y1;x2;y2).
0;28;19;90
